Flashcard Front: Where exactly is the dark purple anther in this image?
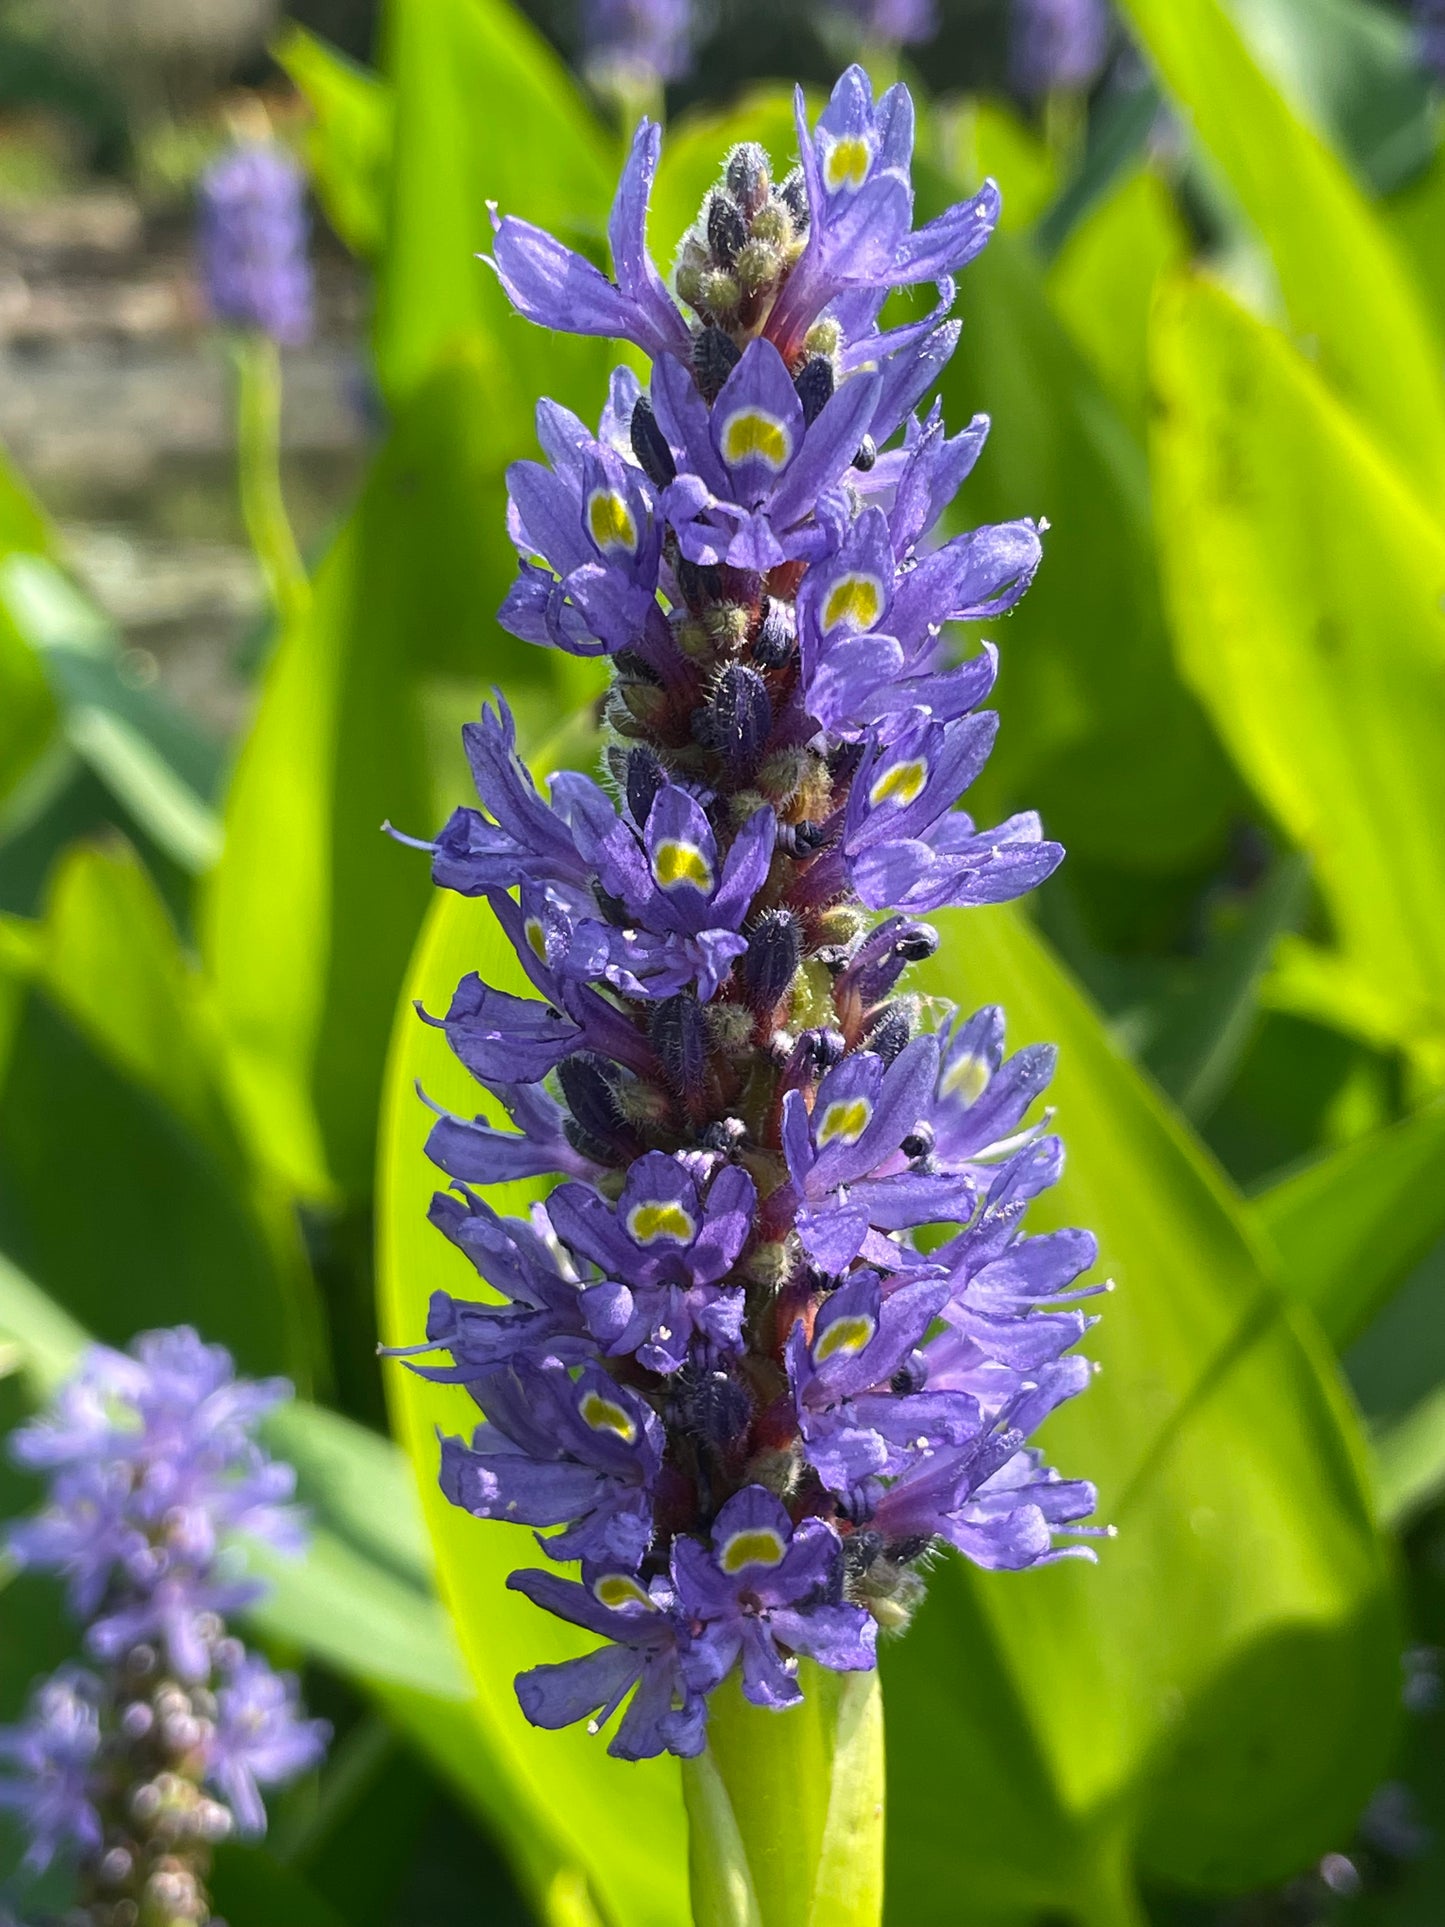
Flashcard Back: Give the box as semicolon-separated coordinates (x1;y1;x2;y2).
795;356;836;427
754;598;796;669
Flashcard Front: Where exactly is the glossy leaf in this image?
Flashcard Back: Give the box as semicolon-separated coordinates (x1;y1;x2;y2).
374;0;611;407
880;902;1397;1918
275;25;394;261
1373;1384;1445;1528
1253;1102;1445;1350
1114;0;1445;509
685;1667;883;1927
0;840;315;1381
1150;276;1445;1071
376;887;691;1927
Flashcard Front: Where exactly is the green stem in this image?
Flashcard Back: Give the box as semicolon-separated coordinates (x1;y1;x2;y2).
682;1664;885;1927
231;330;310;631
1043;87;1087;175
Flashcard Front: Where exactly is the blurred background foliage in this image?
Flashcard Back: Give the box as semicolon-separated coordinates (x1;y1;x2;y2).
1;0;1445;1921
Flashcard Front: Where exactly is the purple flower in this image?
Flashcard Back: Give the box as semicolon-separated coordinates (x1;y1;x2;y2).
672;1488;876;1709
209;1652;329;1837
1417;0;1445;81
1;1331;329;1909
583;0;694;88
402;66;1106;1762
509;1568;713;1760
0;1671;103;1874
834;0;937;48
1010;0;1112;99
198;140;313;345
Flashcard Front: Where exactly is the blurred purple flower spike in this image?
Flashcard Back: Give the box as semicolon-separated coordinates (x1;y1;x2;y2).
1010;0;1112;98
198;138;314;345
0;1328;328;1919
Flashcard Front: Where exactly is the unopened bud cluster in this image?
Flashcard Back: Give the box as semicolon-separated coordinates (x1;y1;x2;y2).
396;68;1106;1762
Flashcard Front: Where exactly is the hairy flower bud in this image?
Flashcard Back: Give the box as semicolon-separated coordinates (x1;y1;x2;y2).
741;909;804;1013
630;395;677;487
693;664;773;776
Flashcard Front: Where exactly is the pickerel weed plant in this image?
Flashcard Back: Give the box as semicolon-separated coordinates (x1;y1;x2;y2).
0;1330;327;1927
394;64;1106;1910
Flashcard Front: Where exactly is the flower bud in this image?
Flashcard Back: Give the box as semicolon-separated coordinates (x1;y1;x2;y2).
741;910;803;1013
693;664;773;776
706;190;748;267
629;396;676;487
650;992;709;1100
794;356;835;427
624;745;666;825
754;596;796;669
726;141;771;216
694;324;742;401
778;166;810;229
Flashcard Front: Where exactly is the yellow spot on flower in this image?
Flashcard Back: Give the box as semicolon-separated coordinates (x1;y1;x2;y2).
593;1573;656;1610
524;916;548;961
813;1313;878;1363
817;1096;873;1147
720;409;793;471
719;1527;787;1574
653;839;715;892
821;573;885;635
941;1053;991;1105
824;136;872;192
587;488;638;554
868;759;928;809
580;1391;637;1443
626;1200;697;1245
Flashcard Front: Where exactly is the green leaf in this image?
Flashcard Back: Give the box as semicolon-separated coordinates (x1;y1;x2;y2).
0;840;317;1382
1047;167;1188;439
210;1845;352;1927
1252;1102;1445;1349
1137;854;1310;1121
376;887;691;1927
684;1666;883;1927
1373;1381;1445;1527
916;200;1237;871
0;553;223;875
880;902;1397;1918
1384;148;1445;346
374;0;611;407
1114;0;1445;510
274;25;394;260
1149;275;1445;1072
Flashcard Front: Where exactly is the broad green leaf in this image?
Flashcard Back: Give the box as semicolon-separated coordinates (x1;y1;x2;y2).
916;197;1237;871
1226;0;1435;193
0;843;315;1381
1047;168;1187;438
684;1667;883;1927
374;0;611;406
210;1847;350;1927
203;364;493;1204
1150;276;1445;1072
1384;148;1445;346
942;99;1060;237
0;596;58;818
376;888;690;1927
0;554;223;874
1114;0;1445;510
881;902;1397;1918
1373;1382;1445;1527
1252;1103;1445;1349
275;25;394;260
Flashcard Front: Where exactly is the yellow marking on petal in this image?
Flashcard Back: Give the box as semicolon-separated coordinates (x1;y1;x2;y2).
817;1095;873;1147
824;135;873;193
720;409;793;472
941;1053;991;1106
813;1312;878;1363
524;916;548;962
821;573;885;635
587;487;638;555
868;758;928;809
719;1526;787;1574
626;1200;697;1245
653;838;715;893
593;1573;656;1610
579;1391;638;1443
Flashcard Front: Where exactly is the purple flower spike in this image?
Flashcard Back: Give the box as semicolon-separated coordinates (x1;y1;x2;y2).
1010;0;1112;100
584;0;694;89
400;64;1105;1763
0;1329;329;1915
198;139;314;345
1417;0;1445;81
